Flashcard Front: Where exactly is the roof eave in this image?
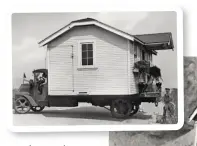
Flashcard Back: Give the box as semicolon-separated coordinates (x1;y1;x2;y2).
145;41;174;51
152;50;158;55
134;32;174;51
134;37;145;45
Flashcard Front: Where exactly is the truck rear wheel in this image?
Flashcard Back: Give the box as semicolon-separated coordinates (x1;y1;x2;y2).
110;99;132;119
14;96;31;114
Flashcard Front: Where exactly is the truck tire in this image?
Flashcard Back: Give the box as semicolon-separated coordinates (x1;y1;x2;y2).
31;106;45;112
110;99;132;119
14;96;31;114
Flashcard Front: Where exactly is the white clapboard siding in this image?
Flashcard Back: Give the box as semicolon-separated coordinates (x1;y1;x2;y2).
48;25;136;95
49;45;73;95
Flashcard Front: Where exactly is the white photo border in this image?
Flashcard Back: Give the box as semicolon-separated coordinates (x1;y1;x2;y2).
8;7;183;132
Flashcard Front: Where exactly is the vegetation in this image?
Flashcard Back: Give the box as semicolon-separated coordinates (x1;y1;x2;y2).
149;66;161;80
134;60;162;93
134;60;150;74
134;60;161;80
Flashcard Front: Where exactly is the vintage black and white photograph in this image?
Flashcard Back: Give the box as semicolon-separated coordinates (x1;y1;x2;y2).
12;11;180;129
109;57;197;146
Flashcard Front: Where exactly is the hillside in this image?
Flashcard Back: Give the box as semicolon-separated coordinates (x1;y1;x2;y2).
109;127;195;146
184;57;197;120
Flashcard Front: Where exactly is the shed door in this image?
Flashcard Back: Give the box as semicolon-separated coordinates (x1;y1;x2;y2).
49;45;74;95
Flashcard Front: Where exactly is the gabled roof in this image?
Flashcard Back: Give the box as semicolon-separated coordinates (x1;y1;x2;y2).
38;18;134;47
38;18;174;52
189;107;197;122
134;33;172;44
71;18;97;23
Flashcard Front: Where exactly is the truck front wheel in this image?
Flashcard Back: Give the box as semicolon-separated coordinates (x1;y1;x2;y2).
14;96;31;114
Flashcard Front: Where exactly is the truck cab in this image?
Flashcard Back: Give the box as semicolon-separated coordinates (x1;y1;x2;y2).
14;69;48;114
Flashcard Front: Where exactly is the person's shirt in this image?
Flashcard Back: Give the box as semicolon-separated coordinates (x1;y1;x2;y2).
163;93;171;104
40;77;47;85
139;73;146;83
43;77;47;85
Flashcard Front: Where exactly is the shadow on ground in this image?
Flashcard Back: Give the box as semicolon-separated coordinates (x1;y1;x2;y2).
24;106;153;122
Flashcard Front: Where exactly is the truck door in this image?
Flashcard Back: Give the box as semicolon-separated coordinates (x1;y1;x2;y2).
33;73;48;106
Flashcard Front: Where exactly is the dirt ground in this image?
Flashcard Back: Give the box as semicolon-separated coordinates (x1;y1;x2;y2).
13;102;164;126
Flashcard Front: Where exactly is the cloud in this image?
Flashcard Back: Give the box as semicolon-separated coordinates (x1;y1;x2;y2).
96;12;148;33
12;37;46;87
13;37;46;62
13;37;36;51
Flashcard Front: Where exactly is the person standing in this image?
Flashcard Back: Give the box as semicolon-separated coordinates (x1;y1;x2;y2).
162;88;176;124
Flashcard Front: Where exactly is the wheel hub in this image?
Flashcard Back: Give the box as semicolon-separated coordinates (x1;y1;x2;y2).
14;97;31;114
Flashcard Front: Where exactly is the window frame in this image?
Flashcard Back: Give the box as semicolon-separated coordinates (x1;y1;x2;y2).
78;40;96;69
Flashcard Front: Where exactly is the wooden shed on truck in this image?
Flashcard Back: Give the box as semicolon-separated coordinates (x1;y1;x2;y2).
38;18;173;96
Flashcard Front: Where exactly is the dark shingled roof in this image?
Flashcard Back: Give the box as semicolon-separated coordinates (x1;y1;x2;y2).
134;33;172;44
134;33;174;50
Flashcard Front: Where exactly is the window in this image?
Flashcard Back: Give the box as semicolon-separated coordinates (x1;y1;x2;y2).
78;41;96;68
82;43;93;65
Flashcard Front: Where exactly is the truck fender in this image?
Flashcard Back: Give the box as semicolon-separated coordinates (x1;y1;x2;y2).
15;92;38;106
23;95;38;106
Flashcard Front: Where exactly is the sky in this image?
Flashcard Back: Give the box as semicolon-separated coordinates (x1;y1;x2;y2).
12;12;177;89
